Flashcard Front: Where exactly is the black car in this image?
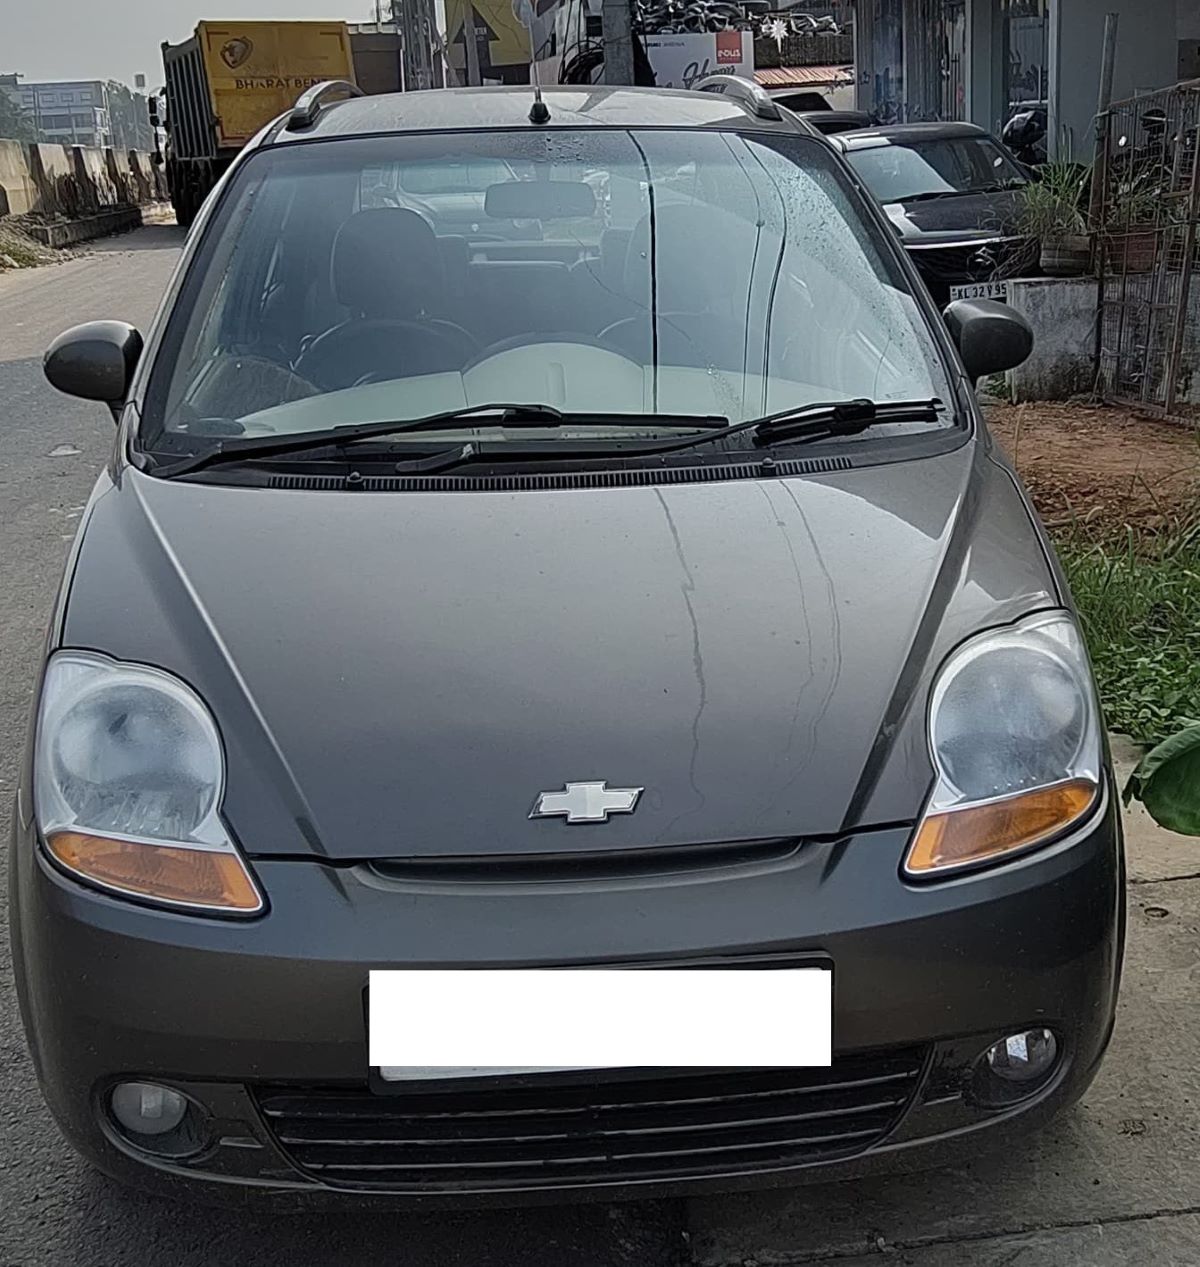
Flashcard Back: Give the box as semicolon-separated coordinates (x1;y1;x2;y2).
761;89;873;135
790;107;874;136
831;121;1033;306
13;78;1121;1207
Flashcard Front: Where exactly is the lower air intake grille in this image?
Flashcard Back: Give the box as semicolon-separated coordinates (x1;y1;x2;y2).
254;1047;927;1191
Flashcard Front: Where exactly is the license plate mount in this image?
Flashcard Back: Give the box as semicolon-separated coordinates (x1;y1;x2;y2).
367;967;833;1083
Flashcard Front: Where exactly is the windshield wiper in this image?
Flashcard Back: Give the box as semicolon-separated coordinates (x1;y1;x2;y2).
891;190;960;204
154;403;729;478
599;397;946;460
391;398;946;475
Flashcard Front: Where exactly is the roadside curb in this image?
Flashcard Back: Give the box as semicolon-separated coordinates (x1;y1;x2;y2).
24;206;143;248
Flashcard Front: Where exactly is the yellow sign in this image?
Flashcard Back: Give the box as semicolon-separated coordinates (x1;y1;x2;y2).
445;0;534;71
197;21;356;147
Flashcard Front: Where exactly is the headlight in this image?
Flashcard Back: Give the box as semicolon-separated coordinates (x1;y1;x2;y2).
34;652;262;914
905;612;1102;877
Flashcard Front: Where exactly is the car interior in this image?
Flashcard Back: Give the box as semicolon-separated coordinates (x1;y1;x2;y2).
164;137;947;432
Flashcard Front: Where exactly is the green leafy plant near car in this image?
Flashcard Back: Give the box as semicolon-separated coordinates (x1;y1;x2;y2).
1125;723;1200;835
1016;161;1090;275
1058;523;1200;835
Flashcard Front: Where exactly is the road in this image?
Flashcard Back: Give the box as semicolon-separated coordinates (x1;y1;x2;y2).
2;227;1199;1266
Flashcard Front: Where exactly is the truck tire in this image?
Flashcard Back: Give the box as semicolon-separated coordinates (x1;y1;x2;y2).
173;179;195;229
166;159;192;228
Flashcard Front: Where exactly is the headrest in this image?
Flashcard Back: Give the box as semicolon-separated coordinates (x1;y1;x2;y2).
623;203;737;313
331;208;444;319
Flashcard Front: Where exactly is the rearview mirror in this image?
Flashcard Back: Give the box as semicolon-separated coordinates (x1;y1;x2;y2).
942;299;1033;380
44;321;144;422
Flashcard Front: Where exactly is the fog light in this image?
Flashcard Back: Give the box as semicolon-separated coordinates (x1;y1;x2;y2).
985;1029;1058;1083
110;1081;189;1136
972;1028;1061;1109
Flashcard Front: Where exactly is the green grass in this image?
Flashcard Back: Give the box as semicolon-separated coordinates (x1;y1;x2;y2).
1058;525;1200;745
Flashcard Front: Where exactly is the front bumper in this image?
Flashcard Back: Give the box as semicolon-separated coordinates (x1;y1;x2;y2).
10;785;1124;1207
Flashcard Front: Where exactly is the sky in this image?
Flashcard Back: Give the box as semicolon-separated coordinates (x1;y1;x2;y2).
3;1;388;89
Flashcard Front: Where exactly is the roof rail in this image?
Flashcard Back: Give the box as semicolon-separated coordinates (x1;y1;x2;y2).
693;74;782;122
286;80;365;131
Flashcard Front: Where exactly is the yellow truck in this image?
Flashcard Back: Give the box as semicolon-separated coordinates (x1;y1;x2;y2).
160;21;400;226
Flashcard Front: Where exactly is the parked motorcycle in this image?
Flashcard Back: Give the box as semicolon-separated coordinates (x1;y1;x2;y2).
1002;106;1047;168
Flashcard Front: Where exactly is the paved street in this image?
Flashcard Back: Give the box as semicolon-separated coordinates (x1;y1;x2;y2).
2;227;1200;1266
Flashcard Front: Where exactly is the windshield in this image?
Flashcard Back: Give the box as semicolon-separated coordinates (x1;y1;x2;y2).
846;136;1028;204
143;129;951;456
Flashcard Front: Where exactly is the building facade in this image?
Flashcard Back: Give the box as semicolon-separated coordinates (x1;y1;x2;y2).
855;0;1187;158
0;79;112;148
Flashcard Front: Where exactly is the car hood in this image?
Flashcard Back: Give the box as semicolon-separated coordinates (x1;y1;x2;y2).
884;189;1024;244
62;447;1056;860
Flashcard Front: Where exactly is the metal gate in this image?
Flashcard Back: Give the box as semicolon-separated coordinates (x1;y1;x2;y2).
1095;81;1200;422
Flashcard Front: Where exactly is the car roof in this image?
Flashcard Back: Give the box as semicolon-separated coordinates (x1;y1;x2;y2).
264;84;806;143
830;121;992;151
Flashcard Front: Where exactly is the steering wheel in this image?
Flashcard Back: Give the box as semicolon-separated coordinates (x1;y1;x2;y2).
295;318;478;391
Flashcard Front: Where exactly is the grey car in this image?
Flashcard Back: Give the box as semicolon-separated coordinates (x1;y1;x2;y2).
11;80;1123;1206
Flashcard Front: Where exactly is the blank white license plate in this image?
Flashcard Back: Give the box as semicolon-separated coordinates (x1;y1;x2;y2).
369;968;831;1080
949;280;1009;302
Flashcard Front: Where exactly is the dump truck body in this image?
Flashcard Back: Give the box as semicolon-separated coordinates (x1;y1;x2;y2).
161;20;356;224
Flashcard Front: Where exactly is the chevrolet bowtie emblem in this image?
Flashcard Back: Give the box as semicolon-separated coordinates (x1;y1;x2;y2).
530;781;644;824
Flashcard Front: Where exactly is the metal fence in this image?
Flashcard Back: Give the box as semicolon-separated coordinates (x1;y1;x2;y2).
1095;81;1200;422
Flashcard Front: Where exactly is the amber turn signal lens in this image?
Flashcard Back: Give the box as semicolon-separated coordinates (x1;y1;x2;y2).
906;779;1099;876
46;831;263;913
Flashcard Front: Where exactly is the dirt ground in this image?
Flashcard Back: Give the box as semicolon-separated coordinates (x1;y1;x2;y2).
0;220;56;271
987;401;1200;535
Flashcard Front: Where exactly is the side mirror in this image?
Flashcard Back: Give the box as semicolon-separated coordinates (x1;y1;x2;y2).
942;298;1033;380
148;96;161;127
44;321;144;422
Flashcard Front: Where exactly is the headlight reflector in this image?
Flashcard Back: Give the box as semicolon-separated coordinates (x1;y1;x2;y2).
906;613;1102;877
35;652;262;913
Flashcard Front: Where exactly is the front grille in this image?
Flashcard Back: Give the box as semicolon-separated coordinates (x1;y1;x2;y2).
254;1046;928;1191
911;244;985;283
368;837;801;885
909;237;1027;283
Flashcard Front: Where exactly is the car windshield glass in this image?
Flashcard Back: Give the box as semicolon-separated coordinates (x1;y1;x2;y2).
142;128;952;457
846;136;1027;203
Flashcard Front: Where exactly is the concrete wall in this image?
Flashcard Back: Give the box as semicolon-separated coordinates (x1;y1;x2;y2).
0;141;161;220
1005;277;1098;402
1006;275;1200;408
1179;0;1200;79
73;146;117;210
961;0;1178;160
0;140;37;215
1053;0;1178;160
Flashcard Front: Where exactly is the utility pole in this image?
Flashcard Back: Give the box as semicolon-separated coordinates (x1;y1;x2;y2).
1088;12;1119;229
602;0;635;84
464;3;483;85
